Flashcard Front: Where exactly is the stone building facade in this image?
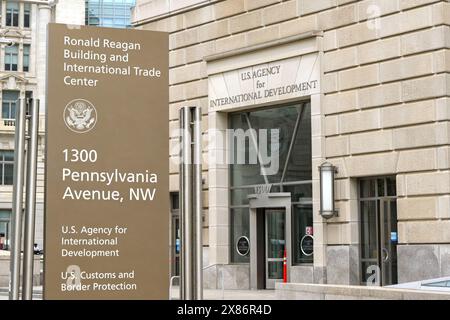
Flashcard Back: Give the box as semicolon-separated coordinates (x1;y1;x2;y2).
132;0;450;289
0;0;85;251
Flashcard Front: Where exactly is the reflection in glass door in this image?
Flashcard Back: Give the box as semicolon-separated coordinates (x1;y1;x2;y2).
265;209;285;289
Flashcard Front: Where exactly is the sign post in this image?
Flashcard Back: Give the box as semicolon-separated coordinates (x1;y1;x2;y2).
9;98;27;300
44;24;169;300
9;98;41;300
22;99;40;300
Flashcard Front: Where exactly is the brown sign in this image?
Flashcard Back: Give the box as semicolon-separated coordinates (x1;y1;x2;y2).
44;24;169;300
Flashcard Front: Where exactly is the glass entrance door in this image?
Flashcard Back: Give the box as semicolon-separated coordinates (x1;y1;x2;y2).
360;199;398;286
265;209;285;289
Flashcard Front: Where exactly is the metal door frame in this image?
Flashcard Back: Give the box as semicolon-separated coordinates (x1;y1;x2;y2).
264;208;285;289
248;193;291;290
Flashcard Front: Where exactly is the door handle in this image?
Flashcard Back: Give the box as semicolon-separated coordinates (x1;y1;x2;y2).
382;248;389;262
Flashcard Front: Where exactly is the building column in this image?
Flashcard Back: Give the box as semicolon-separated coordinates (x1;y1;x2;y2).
311;89;328;285
19;2;24;29
0;45;5;73
0;91;3;121
1;1;6;27
35;4;51;114
207;111;230;266
18;43;23;73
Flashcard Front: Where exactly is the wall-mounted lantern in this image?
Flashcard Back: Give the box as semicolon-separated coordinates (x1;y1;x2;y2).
318;162;338;219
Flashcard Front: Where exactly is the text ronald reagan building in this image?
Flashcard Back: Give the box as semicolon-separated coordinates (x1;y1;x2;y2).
132;0;450;294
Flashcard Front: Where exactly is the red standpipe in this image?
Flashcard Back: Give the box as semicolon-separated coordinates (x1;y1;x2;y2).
283;248;287;283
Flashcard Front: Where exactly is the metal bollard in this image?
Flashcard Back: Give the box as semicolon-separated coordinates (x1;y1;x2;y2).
179;106;203;300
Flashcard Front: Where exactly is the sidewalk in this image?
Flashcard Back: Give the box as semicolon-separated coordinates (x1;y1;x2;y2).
171;287;276;300
0;286;276;300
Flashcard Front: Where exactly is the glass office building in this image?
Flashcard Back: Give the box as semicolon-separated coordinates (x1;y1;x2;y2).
86;0;135;28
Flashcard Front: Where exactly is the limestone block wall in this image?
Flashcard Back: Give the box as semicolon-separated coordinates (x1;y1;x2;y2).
319;0;450;283
133;0;450;284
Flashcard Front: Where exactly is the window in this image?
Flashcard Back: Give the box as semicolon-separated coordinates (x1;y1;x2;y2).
228;103;313;264
2;91;19;120
292;205;313;264
6;2;19;27
230;208;250;263
85;0;135;28
24;3;31;28
25;91;33;113
0;150;14;185
23;45;30;72
171;192;179;210
5;44;18;71
0;210;11;251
